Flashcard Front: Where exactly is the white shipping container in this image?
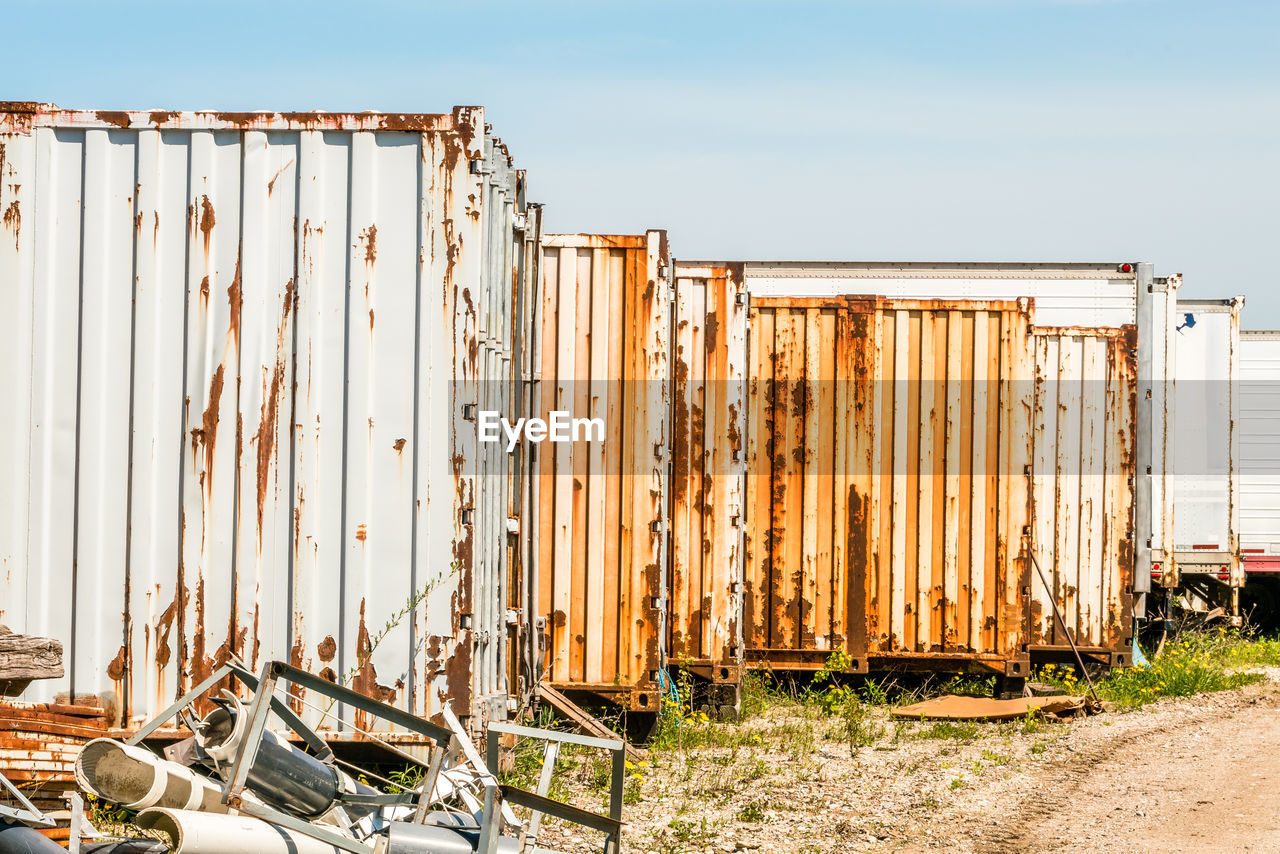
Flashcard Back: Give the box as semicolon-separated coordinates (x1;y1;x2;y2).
1239;330;1280;571
0;104;534;734
1171;298;1243;589
745;261;1145;327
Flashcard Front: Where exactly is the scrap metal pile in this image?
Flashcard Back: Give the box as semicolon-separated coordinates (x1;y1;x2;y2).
0;661;624;854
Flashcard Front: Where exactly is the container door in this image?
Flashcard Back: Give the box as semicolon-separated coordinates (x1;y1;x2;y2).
669;264;747;686
534;232;671;711
1171;299;1243;595
1030;328;1137;652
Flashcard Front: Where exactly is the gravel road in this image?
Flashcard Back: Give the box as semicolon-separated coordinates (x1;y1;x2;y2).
900;670;1280;854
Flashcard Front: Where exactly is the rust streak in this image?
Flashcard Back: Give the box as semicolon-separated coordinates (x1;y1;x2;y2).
2;200;17;250
255;280;293;542
94;110;131;128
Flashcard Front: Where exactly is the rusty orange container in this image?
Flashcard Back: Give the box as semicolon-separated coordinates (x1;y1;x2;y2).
532;232;671;711
668;263;748;691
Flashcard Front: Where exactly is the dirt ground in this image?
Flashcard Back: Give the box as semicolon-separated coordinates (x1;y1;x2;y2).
898;669;1280;854
536;668;1280;854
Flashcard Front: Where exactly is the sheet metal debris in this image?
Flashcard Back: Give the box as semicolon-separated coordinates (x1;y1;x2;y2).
890;694;1091;721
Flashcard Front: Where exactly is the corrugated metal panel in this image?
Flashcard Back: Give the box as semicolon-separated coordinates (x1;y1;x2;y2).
535;232;670;711
1240;331;1280;568
1171;298;1243;586
0;105;528;733
735;261;1175;615
1029;327;1136;651
669;263;746;682
744;296;1033;672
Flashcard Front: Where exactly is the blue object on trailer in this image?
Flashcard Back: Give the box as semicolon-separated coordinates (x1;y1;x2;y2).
1132;634;1151;668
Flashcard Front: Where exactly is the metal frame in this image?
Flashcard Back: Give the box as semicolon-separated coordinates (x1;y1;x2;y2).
485;722;625;854
0;768;55;828
120;659;626;854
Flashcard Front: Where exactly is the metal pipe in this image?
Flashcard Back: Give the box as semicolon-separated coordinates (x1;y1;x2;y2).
1027;542;1101;703
195;695;374;820
0;821;66;854
136;808;346;854
74;739;228;813
385;820;519;854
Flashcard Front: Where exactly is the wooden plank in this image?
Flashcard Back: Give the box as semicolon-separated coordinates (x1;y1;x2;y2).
536;684;645;763
0;633;64;682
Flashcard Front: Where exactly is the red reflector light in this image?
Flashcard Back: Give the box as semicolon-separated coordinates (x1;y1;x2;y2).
1119;263;1133;273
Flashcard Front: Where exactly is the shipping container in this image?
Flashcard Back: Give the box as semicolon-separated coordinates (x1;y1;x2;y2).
533;232;670;712
668;263;747;696
1170;298;1244;609
737;261;1177;613
1237;331;1280;573
0;104;534;737
742;296;1034;678
1029;327;1137;661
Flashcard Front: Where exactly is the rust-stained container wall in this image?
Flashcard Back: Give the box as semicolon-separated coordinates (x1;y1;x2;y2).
1029;328;1137;656
534;232;670;711
739;261;1177;613
0;105;531;733
669;263;747;683
744;297;1034;674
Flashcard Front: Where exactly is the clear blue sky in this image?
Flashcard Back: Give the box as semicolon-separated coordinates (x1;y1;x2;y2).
6;0;1278;321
